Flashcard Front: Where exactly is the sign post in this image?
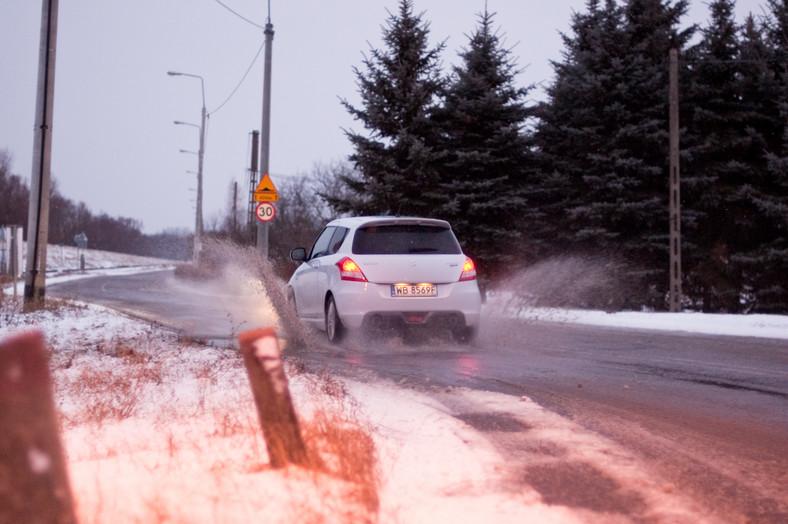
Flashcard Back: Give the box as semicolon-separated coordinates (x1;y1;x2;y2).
254;173;278;256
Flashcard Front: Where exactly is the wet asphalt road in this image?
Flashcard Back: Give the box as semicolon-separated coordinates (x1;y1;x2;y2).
50;270;788;522
50;269;278;342
323;319;788;523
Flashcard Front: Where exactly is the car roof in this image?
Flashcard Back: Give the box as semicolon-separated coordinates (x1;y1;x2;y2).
326;216;452;230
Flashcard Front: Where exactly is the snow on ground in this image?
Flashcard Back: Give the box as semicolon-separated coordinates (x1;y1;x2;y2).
44;244;174;272
1;246;786;522
504;301;788;340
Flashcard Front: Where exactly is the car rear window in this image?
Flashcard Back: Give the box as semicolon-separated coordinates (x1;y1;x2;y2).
352;225;462;255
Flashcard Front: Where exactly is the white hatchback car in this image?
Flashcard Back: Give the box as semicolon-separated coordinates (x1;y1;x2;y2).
287;216;482;343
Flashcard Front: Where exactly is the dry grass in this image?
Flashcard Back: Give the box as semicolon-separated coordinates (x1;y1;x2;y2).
67;361;162;424
1;264;382;523
48;332;380;522
294;370;381;522
57;346;382;523
302;408;381;519
1;291;87;317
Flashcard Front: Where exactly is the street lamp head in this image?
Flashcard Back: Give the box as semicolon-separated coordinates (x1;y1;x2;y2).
174;120;200;128
167;71;181;76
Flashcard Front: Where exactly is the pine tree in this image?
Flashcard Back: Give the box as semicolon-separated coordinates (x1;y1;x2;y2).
680;0;788;312
532;0;616;260
534;0;692;308
746;0;788;312
434;10;534;282
0;149;29;227
332;0;445;216
681;0;756;311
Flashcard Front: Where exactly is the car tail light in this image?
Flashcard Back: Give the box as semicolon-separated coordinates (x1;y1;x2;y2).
336;257;367;282
459;257;477;281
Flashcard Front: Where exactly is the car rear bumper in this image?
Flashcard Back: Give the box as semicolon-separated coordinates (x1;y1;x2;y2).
332;280;482;330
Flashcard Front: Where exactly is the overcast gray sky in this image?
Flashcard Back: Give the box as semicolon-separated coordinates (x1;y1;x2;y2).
0;1;768;234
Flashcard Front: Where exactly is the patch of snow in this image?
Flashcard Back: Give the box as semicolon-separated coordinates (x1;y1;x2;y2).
487;293;788;340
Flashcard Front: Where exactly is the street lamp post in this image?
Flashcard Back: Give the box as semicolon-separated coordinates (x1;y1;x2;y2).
177;145;200;237
168;71;205;264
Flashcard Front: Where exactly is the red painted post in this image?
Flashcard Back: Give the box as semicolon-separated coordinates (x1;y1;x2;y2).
238;327;307;468
0;331;76;523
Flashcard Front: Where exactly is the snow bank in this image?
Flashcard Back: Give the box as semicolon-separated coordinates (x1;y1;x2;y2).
508;306;788;340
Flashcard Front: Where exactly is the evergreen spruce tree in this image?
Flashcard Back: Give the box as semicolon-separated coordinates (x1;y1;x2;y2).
533;0;623;258
331;0;445;216
681;0;787;312
535;0;692;308
681;0;756;311
747;0;788;312
434;10;534;283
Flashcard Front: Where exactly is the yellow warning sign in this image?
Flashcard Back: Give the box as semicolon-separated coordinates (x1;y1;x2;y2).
254;173;278;202
255;173;277;193
254;192;278;202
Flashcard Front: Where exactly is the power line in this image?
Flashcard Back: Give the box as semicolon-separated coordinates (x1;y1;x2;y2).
212;0;264;30
209;39;265;116
206;1;268;116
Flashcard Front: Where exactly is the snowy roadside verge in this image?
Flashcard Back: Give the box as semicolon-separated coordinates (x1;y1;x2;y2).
1;301;577;522
1;301;715;523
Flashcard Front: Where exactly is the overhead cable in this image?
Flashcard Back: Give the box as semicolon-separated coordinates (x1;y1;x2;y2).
209;39;265;116
212;0;265;30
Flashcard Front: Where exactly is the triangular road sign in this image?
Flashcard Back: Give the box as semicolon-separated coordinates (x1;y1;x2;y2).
255;173;277;193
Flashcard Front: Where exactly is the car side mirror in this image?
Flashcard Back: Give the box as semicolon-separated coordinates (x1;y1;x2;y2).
290;247;307;262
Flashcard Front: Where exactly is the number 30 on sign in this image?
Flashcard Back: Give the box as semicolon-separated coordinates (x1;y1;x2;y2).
255;202;276;222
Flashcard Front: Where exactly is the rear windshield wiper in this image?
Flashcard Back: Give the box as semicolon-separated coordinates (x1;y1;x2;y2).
407;247;440;253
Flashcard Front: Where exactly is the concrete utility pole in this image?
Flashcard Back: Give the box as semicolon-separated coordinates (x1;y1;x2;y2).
669;48;682;312
257;7;274;257
168;71;206;264
24;0;59;308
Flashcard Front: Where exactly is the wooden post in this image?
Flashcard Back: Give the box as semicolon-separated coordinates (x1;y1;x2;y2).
669;48;682;312
0;331;76;523
238;327;306;468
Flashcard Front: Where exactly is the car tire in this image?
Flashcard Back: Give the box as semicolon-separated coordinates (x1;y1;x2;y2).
325;295;345;343
452;326;477;344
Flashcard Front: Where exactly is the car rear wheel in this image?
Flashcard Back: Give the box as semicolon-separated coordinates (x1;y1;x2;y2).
452;326;477;344
325;295;345;343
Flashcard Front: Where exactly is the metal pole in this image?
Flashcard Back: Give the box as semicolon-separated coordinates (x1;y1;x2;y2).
249;130;260;239
196;100;205;264
168;71;206;264
669;48;682;312
11;225;19;299
257;18;274;257
24;0;59;308
232;181;238;237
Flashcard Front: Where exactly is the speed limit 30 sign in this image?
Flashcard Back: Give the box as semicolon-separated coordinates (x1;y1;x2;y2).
255;202;276;222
